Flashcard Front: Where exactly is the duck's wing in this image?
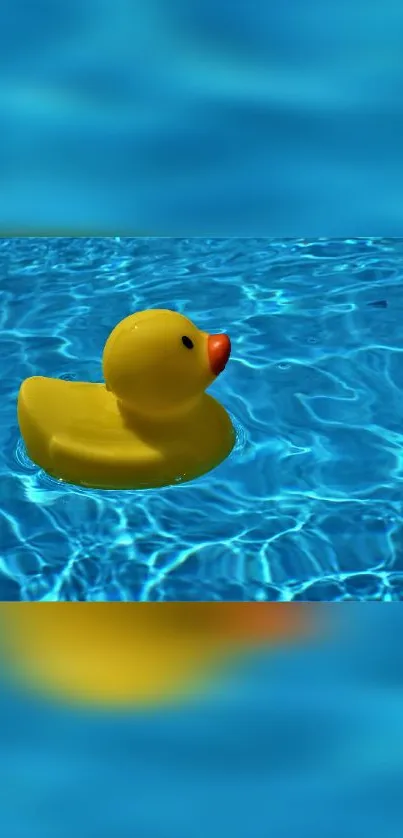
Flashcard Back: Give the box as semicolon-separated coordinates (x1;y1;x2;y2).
50;430;160;490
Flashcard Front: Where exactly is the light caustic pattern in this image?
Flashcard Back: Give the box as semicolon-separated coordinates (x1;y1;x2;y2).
2;237;403;601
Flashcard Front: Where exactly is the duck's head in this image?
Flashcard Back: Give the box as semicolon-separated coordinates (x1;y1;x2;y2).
102;309;231;417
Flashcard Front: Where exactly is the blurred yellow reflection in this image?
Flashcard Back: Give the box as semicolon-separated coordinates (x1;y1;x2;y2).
0;603;311;708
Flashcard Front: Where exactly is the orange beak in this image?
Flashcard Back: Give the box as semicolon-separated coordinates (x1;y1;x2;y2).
208;333;231;376
219;603;311;644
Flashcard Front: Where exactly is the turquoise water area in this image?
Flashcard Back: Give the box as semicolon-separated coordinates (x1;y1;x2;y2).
2;236;403;601
1;604;403;838
1;0;403;234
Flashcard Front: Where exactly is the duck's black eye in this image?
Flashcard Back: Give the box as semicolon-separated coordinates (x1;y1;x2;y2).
182;335;194;349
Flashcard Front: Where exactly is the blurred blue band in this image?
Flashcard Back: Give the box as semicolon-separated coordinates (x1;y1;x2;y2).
1;604;403;837
0;0;402;234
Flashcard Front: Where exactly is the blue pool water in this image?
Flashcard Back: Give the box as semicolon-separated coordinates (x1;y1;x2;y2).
2;0;403;235
2;604;403;838
2;236;403;602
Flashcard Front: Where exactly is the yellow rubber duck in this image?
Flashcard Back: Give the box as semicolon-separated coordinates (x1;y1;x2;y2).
17;309;235;490
0;603;311;709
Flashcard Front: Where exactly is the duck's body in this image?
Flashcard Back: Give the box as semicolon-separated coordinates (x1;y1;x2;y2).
18;376;234;489
17;309;235;490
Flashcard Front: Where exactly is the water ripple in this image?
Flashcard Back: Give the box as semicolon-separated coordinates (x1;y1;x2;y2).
2;237;403;600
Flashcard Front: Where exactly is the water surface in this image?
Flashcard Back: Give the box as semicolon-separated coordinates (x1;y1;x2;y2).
2;236;403;601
